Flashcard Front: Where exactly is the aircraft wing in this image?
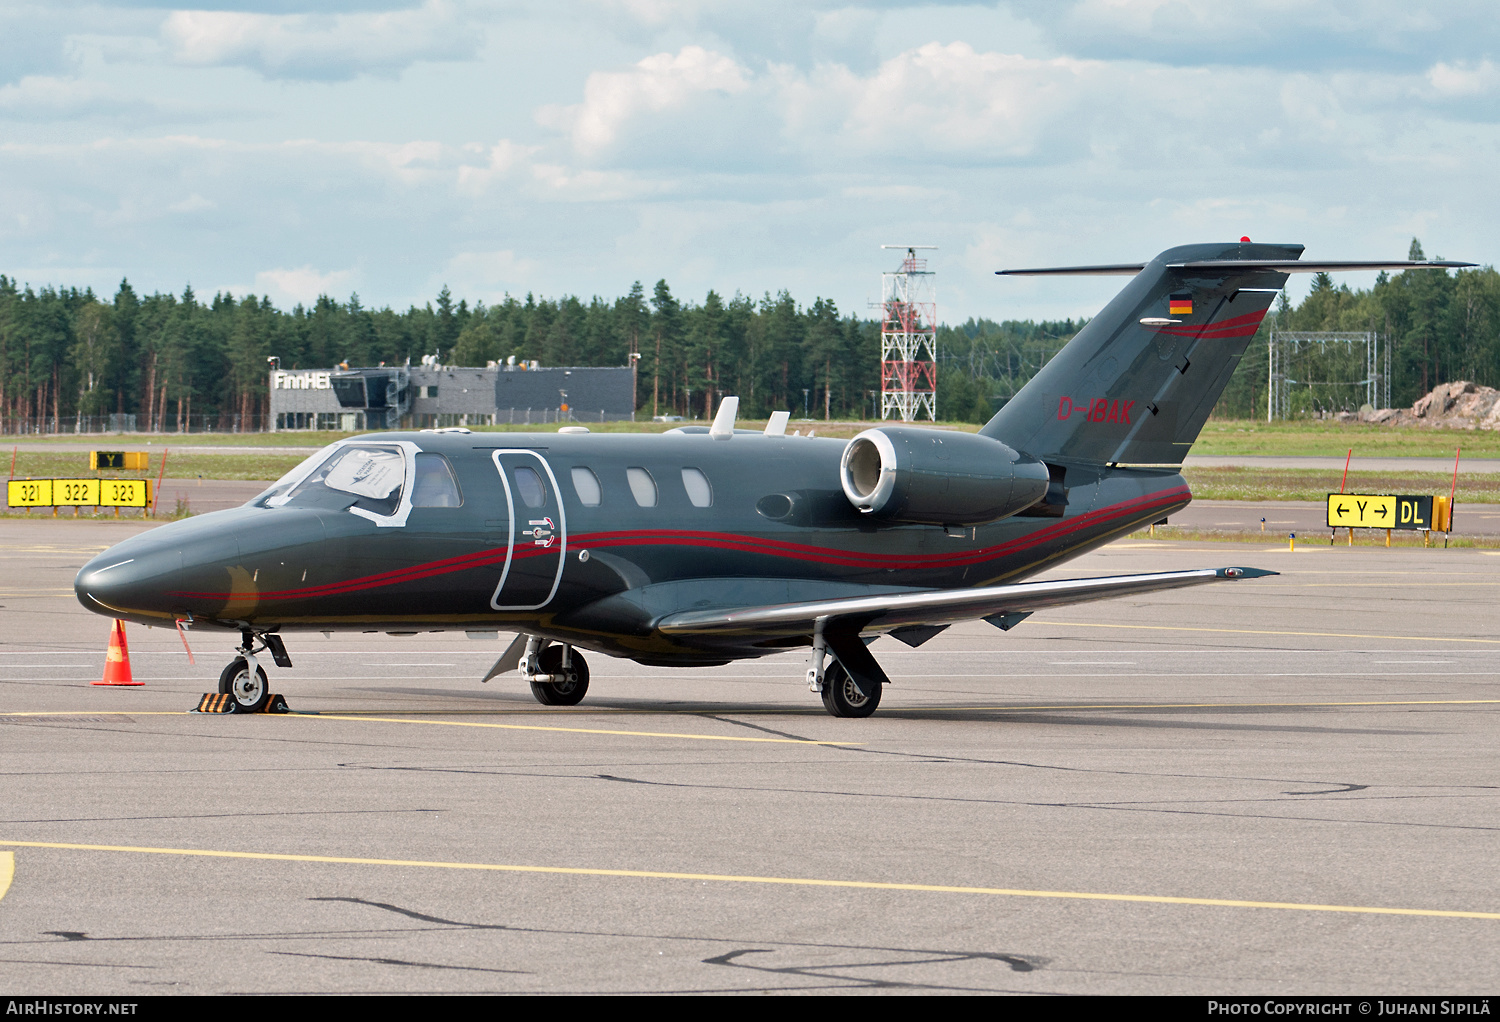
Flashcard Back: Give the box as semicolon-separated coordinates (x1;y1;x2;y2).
656;567;1275;642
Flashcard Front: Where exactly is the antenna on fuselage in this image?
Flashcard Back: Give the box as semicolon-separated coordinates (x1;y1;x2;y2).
710;396;739;440
764;410;790;436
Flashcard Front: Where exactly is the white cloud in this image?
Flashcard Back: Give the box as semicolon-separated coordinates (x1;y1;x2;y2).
252;265;356;306
0;75;133;118
168;192;216;214
160;1;479;80
783;43;1100;162
441;248;539;301
1427;59;1500;97
455;139;542;194
542;45;750;155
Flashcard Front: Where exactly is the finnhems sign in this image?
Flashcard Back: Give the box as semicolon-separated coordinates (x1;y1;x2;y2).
272;372;332;390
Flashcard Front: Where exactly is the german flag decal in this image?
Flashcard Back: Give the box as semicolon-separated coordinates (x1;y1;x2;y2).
1169;293;1193;316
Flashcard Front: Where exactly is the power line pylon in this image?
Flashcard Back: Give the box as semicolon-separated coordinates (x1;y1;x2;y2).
879;245;937;422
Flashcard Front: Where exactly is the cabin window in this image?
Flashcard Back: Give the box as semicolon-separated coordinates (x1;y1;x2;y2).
276;444;406;517
513;466;547;508
681;467;712;507
571;466;601;507
411;453;462;507
626;467;658;507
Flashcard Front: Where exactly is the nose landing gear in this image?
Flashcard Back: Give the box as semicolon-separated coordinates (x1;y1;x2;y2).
217;630;293;713
219;657;270;713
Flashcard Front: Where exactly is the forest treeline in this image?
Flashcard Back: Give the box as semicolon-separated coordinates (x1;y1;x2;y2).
1216;241;1500;418
0;273;1080;428
2;238;1495;430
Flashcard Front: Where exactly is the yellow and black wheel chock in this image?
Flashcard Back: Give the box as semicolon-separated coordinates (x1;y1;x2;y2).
192;693;291;714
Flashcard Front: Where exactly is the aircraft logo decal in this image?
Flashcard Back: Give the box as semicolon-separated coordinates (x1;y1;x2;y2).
1168;293;1193;316
1057;396;1135;423
522;517;556;547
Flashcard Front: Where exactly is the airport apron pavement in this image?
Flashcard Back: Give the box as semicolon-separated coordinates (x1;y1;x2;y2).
1;519;1498;994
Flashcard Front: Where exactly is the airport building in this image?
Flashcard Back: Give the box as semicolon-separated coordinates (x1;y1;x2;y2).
269;361;636;431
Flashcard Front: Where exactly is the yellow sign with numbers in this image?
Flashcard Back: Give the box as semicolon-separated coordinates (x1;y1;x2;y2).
53;479;101;505
7;479;53;507
6;478;152;508
99;479;151;507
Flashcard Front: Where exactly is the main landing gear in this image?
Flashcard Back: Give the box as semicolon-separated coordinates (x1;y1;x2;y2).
820;661;881;718
523;636;589;706
217;629;292;713
806;623;882;718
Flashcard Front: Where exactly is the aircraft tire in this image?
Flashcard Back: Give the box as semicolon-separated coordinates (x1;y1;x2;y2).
530;646;589;706
820;661;881;718
218;657;271;713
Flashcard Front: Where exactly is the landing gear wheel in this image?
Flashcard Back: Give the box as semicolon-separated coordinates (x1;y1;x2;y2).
529;645;589;706
218;657;270;713
820;661;881;718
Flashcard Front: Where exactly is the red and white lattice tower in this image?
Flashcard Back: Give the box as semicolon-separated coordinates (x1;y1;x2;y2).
879;245;937;421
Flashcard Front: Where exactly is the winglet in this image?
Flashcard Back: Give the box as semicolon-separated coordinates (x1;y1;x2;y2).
1217;567;1278;579
711;396;739;440
764;410;790;436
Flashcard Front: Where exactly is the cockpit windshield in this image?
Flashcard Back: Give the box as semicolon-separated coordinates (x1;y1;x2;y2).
251;444;407;517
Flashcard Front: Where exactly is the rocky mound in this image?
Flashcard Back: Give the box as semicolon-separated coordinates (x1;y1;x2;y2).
1352;381;1500;430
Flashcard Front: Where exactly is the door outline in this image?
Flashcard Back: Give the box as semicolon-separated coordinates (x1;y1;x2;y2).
489;449;568;610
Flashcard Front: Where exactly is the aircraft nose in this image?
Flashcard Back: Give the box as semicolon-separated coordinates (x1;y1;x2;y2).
76;545;184;620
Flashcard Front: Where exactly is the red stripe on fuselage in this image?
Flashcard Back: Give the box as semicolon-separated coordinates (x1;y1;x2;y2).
167;486;1190;603
1152;308;1268;339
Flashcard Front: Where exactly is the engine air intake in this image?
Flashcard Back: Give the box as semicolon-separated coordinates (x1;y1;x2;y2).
838;427;1050;526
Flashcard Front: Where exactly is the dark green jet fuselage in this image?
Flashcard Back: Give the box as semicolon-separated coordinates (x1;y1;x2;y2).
75;242;1469;708
75;430;1187;663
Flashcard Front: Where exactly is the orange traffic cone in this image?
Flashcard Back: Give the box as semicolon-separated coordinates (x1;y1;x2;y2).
94;620;143;687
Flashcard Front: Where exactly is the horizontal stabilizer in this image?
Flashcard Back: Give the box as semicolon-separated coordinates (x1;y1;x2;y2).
999;260;1474;276
997;263;1147;276
979;242;1478;466
656;567;1275;642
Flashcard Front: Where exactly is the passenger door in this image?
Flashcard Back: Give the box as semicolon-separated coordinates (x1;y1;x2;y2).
489;450;568;610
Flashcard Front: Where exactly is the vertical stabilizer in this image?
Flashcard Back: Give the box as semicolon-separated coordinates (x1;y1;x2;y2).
981;242;1298;464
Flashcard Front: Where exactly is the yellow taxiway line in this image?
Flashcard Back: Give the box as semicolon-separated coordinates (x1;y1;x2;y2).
0;710;857;745
3;696;1499;720
911;698;1500;713
0;839;1495;921
0;852;12;903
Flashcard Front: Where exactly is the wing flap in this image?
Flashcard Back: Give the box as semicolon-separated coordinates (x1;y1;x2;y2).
656;567;1275;641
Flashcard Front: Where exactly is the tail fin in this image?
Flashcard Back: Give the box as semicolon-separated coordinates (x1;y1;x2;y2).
980;241;1298;465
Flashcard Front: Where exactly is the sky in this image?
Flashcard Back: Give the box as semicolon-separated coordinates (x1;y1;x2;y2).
1;0;1496;324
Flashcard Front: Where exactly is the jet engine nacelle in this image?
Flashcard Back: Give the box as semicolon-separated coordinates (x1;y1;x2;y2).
839;427;1051;526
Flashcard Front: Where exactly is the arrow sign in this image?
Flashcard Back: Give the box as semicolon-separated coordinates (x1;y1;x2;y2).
1327;493;1432;530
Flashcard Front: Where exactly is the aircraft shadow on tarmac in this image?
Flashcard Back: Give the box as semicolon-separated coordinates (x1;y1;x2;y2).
332;686;1430;736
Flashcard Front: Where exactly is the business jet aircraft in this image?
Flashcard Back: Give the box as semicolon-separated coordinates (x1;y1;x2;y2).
74;242;1469;716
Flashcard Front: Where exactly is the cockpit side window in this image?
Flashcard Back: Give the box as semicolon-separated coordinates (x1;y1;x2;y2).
279;444;407;516
411;452;463;507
